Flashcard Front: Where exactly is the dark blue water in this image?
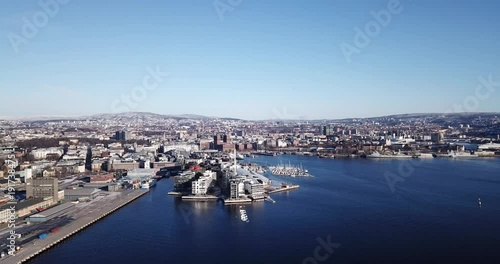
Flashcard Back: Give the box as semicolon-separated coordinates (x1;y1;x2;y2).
29;156;500;264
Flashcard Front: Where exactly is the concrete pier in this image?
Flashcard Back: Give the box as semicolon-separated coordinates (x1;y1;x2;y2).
223;198;252;205
266;185;300;194
5;190;149;264
182;195;218;201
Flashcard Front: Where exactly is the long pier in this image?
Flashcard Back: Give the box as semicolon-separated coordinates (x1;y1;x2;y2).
6;189;149;264
266;185;300;194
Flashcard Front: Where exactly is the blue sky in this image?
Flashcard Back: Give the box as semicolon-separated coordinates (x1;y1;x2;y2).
1;0;499;120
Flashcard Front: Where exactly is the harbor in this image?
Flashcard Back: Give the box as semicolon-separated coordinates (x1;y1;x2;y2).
4;189;149;264
268;162;312;177
19;157;500;264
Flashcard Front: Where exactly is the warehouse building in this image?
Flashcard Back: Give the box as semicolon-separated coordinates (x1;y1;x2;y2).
25;202;75;223
64;188;101;201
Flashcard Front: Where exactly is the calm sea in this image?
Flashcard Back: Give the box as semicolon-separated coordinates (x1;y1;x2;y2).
29;156;500;264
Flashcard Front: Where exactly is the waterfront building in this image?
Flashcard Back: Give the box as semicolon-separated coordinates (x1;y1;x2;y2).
192;177;212;195
90;174;114;183
191;170;217;195
174;171;196;190
244;180;265;199
26;177;59;203
25;202;76;223
229;177;245;199
0;197;54;220
64;188;101;201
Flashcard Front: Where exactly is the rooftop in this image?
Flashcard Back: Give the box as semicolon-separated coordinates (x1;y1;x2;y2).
0;197;48;211
28;202;75;218
64;188;101;196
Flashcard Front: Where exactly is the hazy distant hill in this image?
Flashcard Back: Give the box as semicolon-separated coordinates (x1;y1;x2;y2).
2;111;498;122
85;112;215;121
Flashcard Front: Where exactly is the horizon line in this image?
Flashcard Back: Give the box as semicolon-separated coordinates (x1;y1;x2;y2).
1;111;499;122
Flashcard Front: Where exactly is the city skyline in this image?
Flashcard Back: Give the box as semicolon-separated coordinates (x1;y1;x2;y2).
2;1;500;263
1;0;500;119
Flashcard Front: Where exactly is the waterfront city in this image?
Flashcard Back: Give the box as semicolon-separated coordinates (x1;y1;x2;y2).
0;112;499;262
2;1;500;263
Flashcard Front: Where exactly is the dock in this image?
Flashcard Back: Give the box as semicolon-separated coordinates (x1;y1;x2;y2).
182;195;218;201
266;185;300;194
6;189;149;264
223;198;253;205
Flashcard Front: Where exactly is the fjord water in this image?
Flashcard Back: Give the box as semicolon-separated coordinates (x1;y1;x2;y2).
29;156;500;264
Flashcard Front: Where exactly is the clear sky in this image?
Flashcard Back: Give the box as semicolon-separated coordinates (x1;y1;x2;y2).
1;0;499;120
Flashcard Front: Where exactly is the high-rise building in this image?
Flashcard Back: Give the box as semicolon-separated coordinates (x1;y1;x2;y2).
26;177;59;203
214;134;222;146
431;132;444;143
320;125;335;136
229;178;245;199
115;131;129;141
115;131;122;140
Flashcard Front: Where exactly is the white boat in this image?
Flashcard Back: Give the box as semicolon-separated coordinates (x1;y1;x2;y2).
414;153;434;158
141;179;157;189
419;153;434;158
478;142;500;151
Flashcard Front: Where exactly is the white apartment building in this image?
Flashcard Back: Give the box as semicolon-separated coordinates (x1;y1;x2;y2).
31;147;63;160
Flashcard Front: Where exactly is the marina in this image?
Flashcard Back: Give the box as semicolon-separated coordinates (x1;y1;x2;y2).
268;162;311;177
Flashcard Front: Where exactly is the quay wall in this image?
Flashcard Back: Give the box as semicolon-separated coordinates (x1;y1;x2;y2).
8;190;149;264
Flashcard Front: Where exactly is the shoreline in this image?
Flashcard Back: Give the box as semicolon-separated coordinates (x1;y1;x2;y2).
5;189;149;264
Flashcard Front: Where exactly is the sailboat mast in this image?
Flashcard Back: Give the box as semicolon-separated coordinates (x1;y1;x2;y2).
234;146;237;175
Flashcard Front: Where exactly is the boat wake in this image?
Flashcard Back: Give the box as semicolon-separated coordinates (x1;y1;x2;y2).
239;206;249;223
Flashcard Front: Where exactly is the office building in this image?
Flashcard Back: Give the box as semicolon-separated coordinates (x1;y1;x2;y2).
26;177;59;203
115;131;129;141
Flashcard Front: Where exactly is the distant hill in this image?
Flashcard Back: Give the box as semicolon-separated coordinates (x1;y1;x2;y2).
2;111;498;122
